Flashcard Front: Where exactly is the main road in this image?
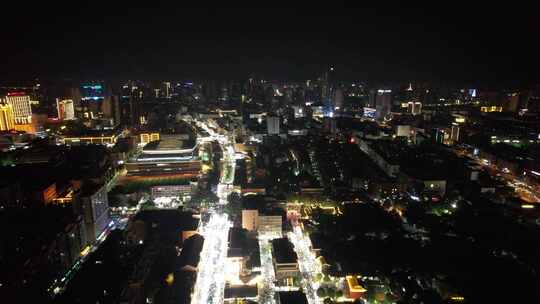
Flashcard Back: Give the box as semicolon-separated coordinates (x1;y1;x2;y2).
191;118;236;304
288;225;322;304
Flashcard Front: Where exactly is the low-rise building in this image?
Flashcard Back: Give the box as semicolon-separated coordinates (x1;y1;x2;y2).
345;275;367;300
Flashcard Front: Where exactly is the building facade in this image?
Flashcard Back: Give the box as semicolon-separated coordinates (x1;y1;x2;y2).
6;93;32;124
375;89;392;119
57;99;75;120
0;102;15;130
76;183;111;243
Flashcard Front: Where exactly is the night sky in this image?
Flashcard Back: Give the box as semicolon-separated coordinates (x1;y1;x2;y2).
1;3;538;86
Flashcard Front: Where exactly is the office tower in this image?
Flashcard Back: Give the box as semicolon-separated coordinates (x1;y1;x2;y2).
74;183;110;243
0;101;15;131
120;85;143;127
5;92;32;124
375;89;392;119
56;99;75;120
267;116;280;135
80;82;105;119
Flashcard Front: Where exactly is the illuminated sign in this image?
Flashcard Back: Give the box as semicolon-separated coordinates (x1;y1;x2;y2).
363;107;376;118
81;85;102;90
7;92;26;96
480;106;502;113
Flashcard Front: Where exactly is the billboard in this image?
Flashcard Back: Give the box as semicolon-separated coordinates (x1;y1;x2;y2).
363;107;376;118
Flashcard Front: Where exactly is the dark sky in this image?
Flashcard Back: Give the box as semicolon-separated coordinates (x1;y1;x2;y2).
1;3;538;86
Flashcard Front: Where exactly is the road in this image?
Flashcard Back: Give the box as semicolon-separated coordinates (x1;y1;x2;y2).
258;234;280;304
191;118;235;304
455;148;540;203
195;119;236;204
48;220;116;297
191;213;232;304
288;226;322;304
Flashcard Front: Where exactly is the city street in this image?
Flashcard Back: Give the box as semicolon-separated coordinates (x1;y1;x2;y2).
458;148;540;203
48;220;116;297
195;119;236;204
288;226;322;304
191;213;232;304
191;118;236;304
258;233;281;304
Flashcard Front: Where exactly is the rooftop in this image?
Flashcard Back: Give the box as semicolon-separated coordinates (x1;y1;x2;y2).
142;137;197;152
278;291;309;304
271;237;297;264
224;285;258;300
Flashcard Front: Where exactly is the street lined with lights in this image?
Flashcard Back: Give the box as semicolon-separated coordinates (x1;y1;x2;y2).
288;226;322;304
258;233;280;304
191;213;231;304
191;118;235;304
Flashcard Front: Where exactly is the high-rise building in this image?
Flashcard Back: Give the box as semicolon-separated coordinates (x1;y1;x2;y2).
267;116;280;135
120;84;143;127
5;93;32;124
80;82;111;120
56;99;75;120
375;89;392;119
74;183;111;243
0;100;15;131
0;101;15;131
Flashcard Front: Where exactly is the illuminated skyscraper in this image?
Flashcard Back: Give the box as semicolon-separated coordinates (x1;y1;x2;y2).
5;93;32;124
80;82;106;119
375;89;392;119
0;101;15;131
56;99;75;120
120;84;143;127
